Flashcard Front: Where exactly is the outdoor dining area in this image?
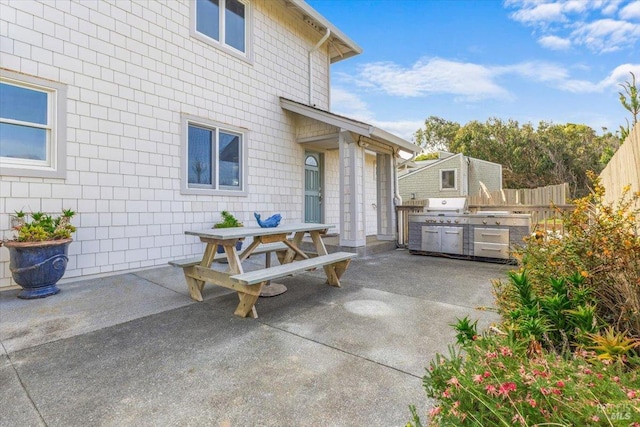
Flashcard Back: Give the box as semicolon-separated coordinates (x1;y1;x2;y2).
169;222;356;317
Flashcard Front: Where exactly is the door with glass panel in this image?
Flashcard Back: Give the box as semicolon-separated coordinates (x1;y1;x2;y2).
304;152;322;223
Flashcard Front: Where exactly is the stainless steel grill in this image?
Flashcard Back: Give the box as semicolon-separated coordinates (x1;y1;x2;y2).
408;197;532;261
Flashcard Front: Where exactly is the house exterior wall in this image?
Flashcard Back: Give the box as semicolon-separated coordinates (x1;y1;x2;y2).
0;0;336;287
468;158;502;197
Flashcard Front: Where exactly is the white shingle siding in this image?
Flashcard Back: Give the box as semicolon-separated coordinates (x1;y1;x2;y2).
0;0;335;287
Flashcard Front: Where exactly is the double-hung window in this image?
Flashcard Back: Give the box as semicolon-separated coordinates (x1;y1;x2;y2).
182;116;245;195
193;0;250;59
440;169;457;190
0;72;67;178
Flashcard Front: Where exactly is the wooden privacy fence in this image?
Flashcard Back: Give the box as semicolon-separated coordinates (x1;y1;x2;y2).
599;124;640;209
468;183;573;234
467;183;569;206
396;199;427;247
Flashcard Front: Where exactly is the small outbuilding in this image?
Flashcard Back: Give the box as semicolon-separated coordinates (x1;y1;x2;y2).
398;152;502;201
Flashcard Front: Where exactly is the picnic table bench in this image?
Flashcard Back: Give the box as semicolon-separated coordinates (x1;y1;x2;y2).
169;223;355;318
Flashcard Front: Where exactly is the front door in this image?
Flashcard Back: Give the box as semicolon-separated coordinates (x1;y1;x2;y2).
304;152;322;223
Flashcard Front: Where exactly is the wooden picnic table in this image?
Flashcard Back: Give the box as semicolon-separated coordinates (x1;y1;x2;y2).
170;223;355;318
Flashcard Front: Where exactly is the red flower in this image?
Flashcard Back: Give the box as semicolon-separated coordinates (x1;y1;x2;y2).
499;346;513;356
486;384;498;396
498;382;517;397
428;406;441;417
446;376;460;388
556;380;565;388
472;374;483;383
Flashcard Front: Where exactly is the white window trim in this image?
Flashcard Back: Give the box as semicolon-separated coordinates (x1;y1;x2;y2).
440;168;457;191
181;114;248;196
190;0;253;64
0;70;67;179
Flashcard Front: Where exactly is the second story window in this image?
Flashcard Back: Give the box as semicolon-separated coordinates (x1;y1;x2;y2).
195;0;248;56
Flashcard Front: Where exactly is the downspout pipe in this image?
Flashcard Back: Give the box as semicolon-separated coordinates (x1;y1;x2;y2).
394;151;417;206
394;150;417;248
309;28;331;105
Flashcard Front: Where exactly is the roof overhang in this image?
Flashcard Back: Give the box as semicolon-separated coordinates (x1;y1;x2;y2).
283;0;363;63
280;97;419;155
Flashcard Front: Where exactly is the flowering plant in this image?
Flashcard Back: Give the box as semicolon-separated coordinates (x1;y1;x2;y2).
414;334;640;426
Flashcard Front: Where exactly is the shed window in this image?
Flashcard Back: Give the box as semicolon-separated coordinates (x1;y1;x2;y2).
440;169;457;190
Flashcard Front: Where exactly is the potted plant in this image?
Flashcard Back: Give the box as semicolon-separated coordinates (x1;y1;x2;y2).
213;210;243;253
1;209;76;299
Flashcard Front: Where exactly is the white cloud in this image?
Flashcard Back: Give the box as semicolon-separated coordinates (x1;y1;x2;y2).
330;88;423;141
538;34;572;49
351;58;576;101
505;0;640;52
498;61;571;82
331;87;373;121
620;0;640;19
510;2;566;24
371;119;425;142
356;58;509;100
571;19;640;52
559;63;640;92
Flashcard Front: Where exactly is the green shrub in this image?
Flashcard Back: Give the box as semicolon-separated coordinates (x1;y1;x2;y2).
510;173;640;338
494;271;599;355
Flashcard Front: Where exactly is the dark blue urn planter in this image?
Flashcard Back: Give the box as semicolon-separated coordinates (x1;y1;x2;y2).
216;241;243;254
3;238;72;299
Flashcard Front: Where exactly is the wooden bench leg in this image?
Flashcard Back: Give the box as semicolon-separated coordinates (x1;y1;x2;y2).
183;266;204;302
324;265;341;287
333;259;352;280
234;283;264;318
324;259;352;287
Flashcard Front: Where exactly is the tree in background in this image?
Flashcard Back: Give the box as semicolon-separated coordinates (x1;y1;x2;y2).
413;117;620;197
618;71;639;141
413;116;460;152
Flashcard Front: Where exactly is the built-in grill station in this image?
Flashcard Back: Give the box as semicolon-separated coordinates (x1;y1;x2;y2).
407;197;531;262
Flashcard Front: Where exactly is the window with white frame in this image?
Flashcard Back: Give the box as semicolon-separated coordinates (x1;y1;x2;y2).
0;72;66;178
183;116;245;194
440;169;457;190
193;0;249;57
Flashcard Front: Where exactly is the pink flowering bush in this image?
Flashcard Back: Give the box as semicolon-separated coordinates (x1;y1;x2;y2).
414;334;640;426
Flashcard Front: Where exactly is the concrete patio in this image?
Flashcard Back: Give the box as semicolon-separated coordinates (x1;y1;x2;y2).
0;249;510;426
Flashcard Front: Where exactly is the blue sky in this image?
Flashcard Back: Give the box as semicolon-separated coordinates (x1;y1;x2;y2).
307;0;640;142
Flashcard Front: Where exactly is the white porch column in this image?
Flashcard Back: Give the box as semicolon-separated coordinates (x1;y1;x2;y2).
339;130;366;248
376;153;396;240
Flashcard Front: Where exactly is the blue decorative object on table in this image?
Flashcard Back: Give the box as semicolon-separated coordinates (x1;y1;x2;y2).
254;212;281;228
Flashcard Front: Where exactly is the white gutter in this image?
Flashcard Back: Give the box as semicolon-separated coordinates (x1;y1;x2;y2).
309;28;331;105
